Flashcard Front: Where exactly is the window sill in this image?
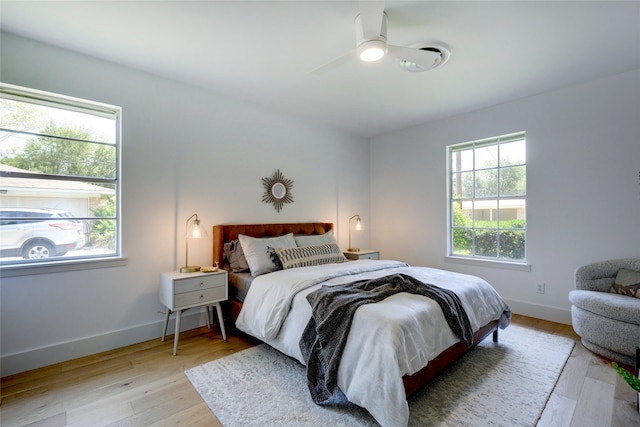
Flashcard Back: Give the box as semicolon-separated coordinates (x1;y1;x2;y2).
444;256;531;272
0;256;128;278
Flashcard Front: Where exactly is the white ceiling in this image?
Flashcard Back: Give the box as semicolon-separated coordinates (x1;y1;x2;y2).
2;1;639;138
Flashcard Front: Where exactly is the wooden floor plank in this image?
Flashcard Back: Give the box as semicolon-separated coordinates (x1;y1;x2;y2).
571;377;616;427
21;412;66;427
66;401;134;427
536;392;576;427
146;402;220;427
553;353;590;401
1;315;638;427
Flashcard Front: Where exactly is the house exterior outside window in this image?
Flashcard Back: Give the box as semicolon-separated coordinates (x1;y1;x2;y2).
448;132;526;263
0;83;121;269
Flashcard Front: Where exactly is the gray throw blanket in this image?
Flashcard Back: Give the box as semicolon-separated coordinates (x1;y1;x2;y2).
299;273;473;404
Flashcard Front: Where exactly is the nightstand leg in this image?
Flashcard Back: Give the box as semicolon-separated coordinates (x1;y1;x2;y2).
161;309;171;342
206;306;211;329
214;302;226;340
173;309;183;356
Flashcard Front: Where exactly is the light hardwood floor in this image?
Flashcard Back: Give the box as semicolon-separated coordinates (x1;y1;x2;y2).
1;314;638;427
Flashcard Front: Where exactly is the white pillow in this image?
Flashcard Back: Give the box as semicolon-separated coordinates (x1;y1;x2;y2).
294;230;337;247
239;233;297;277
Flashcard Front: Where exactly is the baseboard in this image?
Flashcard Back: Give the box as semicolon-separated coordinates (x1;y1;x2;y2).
505;298;572;325
1;309;209;377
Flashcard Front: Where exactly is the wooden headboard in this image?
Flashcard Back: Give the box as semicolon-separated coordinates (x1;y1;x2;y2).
212;222;334;267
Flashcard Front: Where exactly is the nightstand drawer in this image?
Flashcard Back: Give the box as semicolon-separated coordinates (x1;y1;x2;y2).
174;274;225;294
343;250;379;260
174;286;226;307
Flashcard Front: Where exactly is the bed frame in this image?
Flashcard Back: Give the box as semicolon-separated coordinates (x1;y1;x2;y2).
212;222;499;398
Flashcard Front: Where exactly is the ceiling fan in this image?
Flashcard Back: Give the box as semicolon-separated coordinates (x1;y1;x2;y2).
314;4;450;74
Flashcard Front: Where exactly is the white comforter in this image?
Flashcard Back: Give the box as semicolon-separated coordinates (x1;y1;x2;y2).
236;260;511;427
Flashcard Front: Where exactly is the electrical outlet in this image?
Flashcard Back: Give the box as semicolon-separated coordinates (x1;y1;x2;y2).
536;282;546;294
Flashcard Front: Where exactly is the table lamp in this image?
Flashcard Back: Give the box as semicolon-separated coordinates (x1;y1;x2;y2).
348;214;362;252
180;213;207;273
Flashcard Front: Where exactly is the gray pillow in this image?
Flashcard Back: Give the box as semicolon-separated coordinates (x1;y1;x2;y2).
223;239;249;272
294;230;337;247
239;233;297;277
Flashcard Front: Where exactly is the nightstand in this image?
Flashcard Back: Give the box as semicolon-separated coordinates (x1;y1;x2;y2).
343;249;380;260
160;269;228;355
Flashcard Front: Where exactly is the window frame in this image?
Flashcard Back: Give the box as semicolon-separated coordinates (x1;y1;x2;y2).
446;131;529;270
0;83;123;275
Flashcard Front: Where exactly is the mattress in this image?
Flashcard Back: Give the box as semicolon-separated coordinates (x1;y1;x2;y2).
228;271;254;302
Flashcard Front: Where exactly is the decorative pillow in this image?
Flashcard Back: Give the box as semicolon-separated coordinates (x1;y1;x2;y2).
610;268;640;299
267;246;283;271
275;243;347;270
223;239;249;272
238;233;297;277
294;231;337;247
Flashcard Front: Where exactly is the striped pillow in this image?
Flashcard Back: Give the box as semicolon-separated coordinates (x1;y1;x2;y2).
275;243;347;269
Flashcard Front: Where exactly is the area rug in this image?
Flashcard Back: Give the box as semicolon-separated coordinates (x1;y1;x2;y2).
185;324;574;426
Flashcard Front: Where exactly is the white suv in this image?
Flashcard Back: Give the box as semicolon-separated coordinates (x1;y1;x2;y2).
0;208;86;259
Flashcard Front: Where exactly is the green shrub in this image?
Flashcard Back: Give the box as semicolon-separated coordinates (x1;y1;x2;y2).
451;204;525;259
499;230;526;259
475;229;525;260
475;230;498;257
452;203;472;253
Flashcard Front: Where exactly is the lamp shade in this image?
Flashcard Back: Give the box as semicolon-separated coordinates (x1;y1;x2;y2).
186;215;207;239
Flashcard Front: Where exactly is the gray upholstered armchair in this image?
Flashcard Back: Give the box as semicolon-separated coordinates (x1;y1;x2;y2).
569;258;640;366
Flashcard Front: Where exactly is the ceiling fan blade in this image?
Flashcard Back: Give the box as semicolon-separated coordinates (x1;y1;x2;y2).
310;49;356;75
357;1;386;40
312;1;384;75
387;45;442;68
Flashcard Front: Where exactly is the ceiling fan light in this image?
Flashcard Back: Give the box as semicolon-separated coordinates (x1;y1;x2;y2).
358;40;386;62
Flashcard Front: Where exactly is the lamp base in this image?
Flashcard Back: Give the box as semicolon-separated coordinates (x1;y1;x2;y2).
180;265;201;273
347;247;360;252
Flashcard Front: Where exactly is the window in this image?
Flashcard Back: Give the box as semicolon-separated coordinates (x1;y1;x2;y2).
448;132;526;262
0;83;120;267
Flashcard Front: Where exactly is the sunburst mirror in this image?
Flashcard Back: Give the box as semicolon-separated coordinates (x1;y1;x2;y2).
262;169;294;212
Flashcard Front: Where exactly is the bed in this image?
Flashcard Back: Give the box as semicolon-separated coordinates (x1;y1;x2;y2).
212;222;511;427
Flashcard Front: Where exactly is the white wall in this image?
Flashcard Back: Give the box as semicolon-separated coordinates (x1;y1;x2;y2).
371;70;640;324
0;33;371;376
2;31;638;377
